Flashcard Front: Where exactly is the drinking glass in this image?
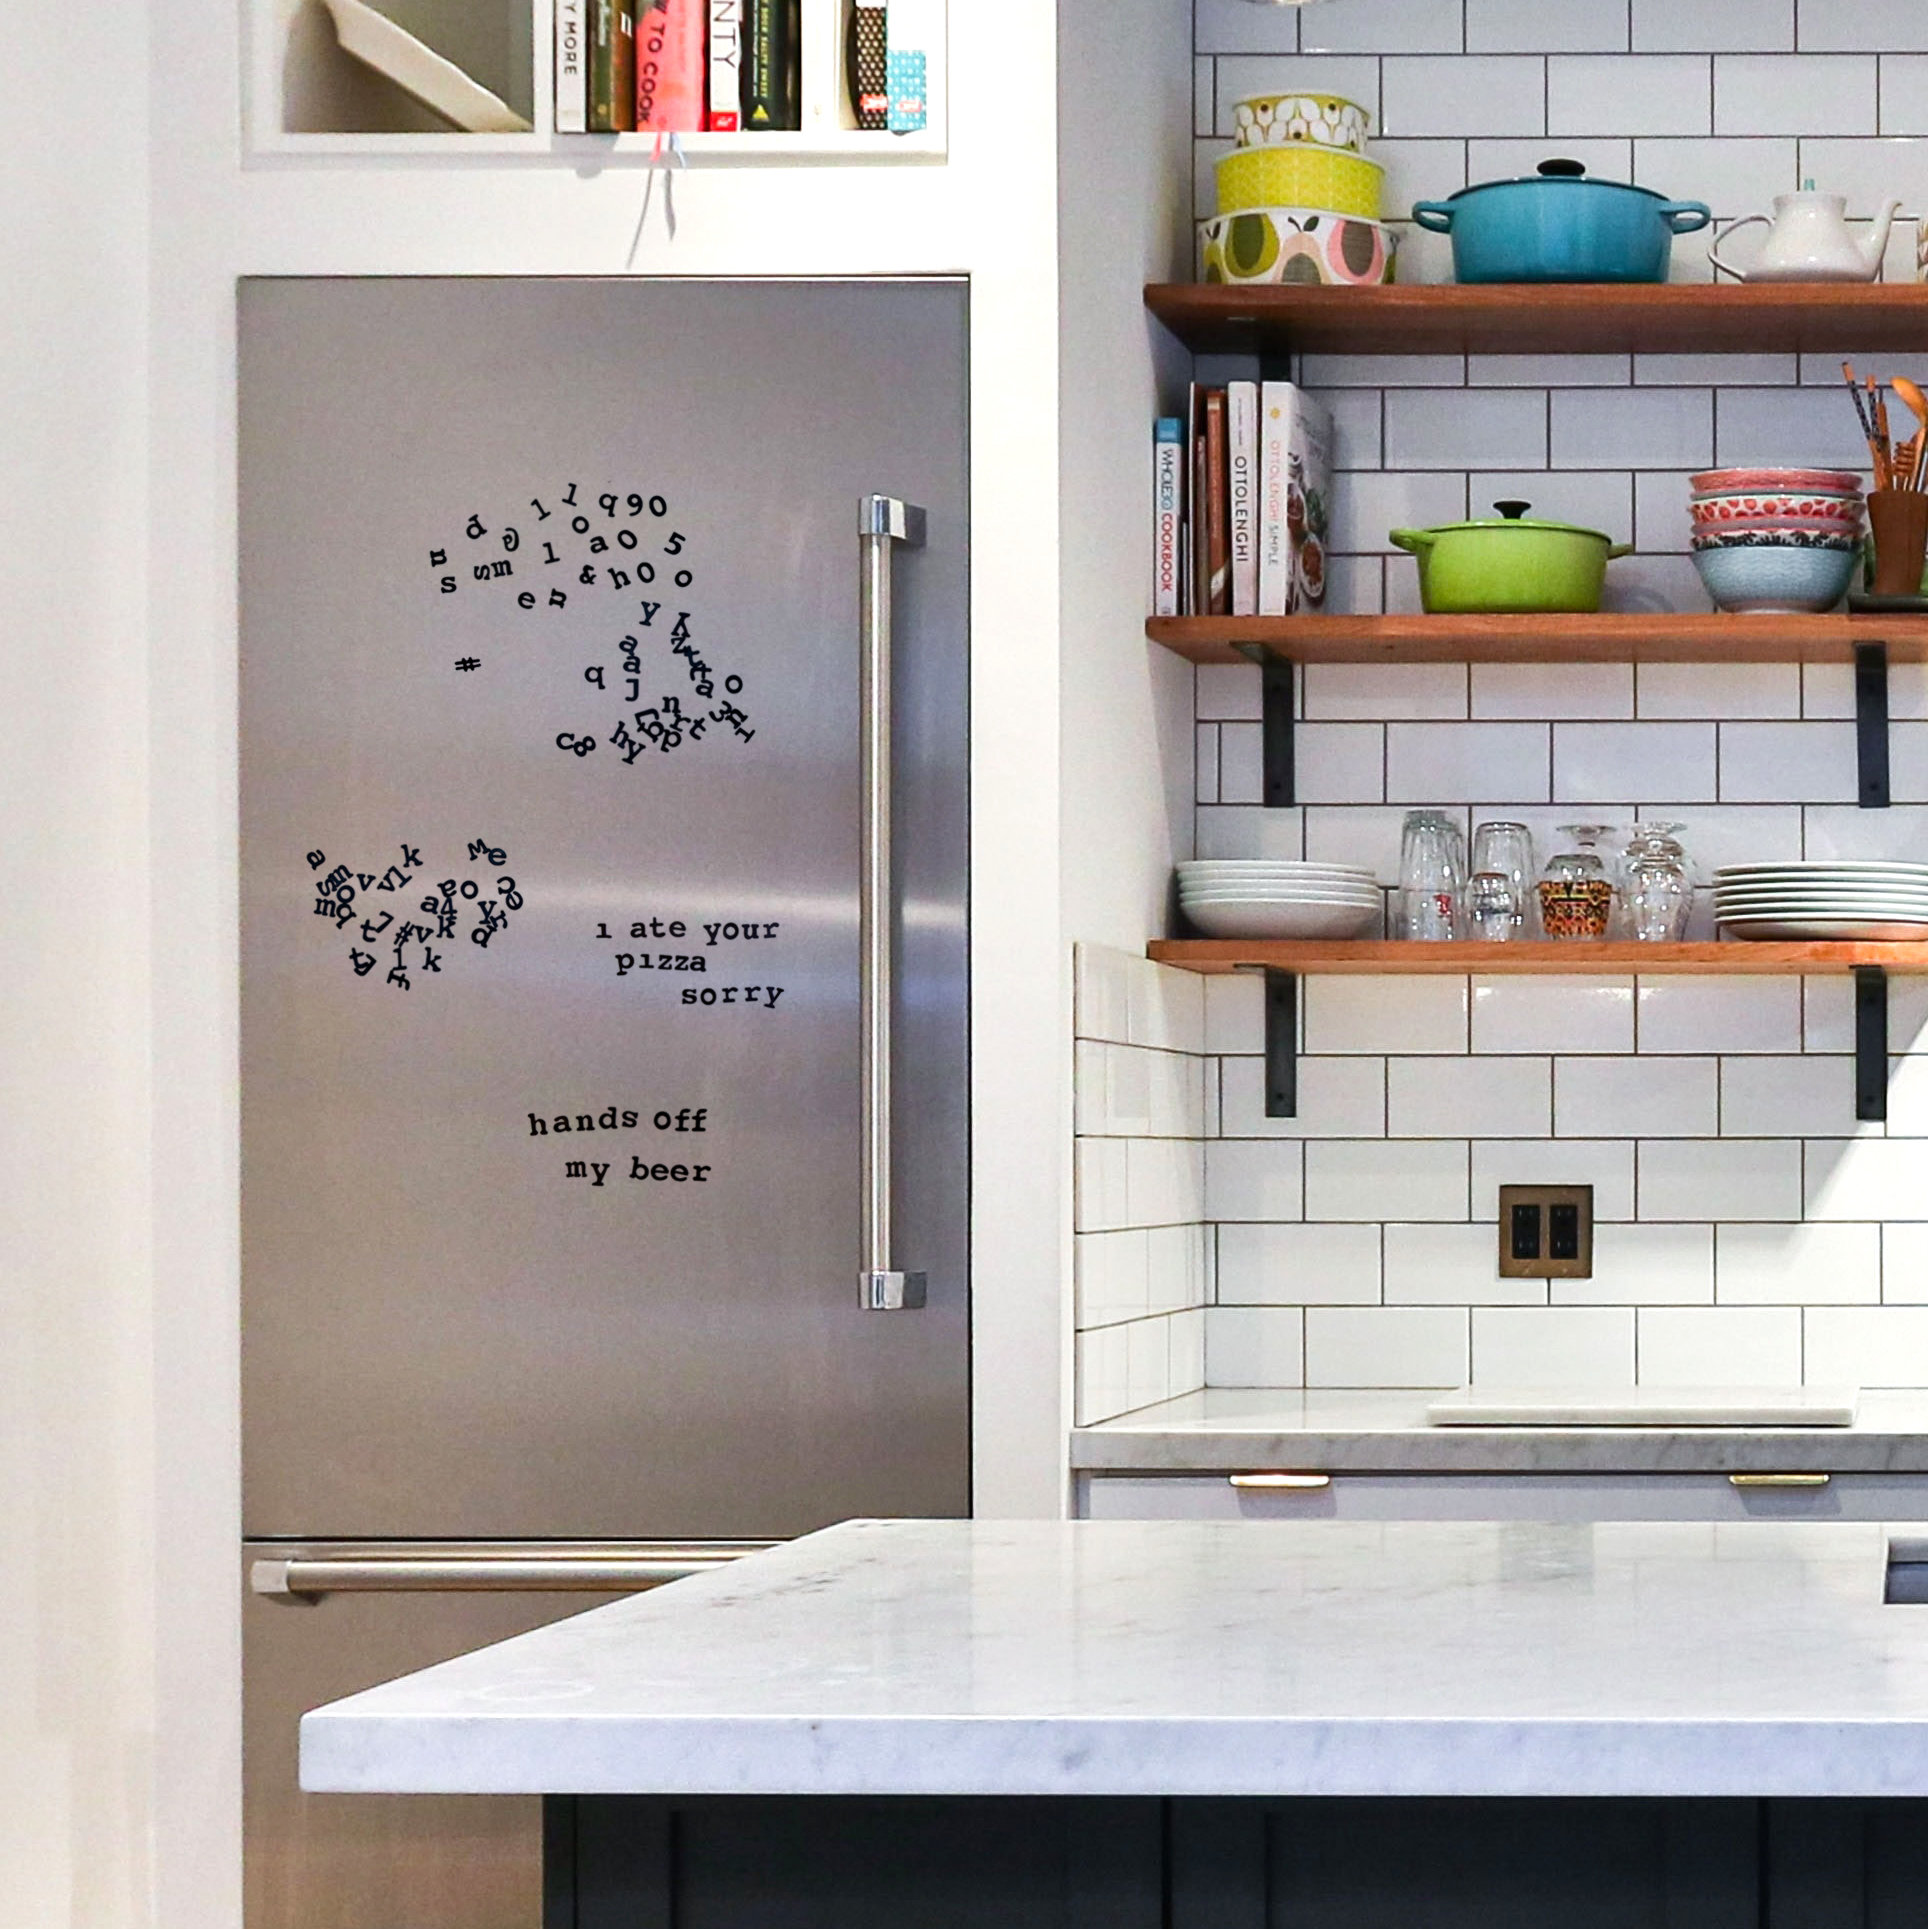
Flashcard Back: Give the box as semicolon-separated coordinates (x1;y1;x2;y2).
1399;810;1466;941
1537;824;1618;940
1623;821;1693;943
1470;821;1537;938
1466;870;1521;942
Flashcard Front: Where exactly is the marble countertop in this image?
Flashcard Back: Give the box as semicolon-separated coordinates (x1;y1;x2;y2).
1073;1388;1928;1473
304;1516;1928;1800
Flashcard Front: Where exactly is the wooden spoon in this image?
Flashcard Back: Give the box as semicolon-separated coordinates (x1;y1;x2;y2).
1893;377;1928;487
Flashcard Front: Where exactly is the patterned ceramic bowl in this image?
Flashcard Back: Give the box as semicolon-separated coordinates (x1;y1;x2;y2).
1218;145;1383;221
1232;92;1371;155
1691;467;1864;494
1693;542;1859;612
1691;527;1863;552
1690;491;1864;525
1199;208;1398;287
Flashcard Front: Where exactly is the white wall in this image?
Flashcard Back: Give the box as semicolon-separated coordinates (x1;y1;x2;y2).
0;0;157;1923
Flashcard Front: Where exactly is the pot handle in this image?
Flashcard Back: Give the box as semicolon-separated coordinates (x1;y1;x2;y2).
1660;200;1715;235
1707;211;1768;279
1410;201;1455;234
1388;529;1433;553
1606;543;1637;560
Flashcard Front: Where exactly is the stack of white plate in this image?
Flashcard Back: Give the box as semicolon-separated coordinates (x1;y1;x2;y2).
1714;862;1928;941
1177;860;1381;939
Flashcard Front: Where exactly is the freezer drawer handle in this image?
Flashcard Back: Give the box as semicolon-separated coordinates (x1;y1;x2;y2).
248;1545;776;1603
1228;1473;1332;1491
860;494;929;1314
1727;1473;1831;1489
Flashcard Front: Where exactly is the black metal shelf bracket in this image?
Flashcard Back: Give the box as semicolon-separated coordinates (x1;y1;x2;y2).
1235;964;1299;1118
1231;642;1295;808
1857;640;1891;809
1855;965;1890;1123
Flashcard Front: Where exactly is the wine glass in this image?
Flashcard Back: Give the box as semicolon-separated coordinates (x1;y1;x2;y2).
1623;821;1693;943
1538;824;1618;940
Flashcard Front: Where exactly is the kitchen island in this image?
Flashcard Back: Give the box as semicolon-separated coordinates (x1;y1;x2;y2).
303;1518;1928;1925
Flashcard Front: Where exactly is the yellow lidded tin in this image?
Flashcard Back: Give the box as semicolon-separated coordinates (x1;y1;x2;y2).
1217;145;1383;221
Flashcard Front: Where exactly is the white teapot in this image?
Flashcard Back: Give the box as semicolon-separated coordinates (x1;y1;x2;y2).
1710;189;1902;283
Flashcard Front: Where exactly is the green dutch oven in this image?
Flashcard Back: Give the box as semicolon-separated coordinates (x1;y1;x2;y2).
1390;500;1633;613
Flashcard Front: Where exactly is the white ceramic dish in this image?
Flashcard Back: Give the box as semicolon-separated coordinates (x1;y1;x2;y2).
1714;888;1928;907
1178;862;1376;879
1720;917;1928;940
1180;889;1381;907
1182;899;1381;939
1716;862;1928;880
319;0;532;131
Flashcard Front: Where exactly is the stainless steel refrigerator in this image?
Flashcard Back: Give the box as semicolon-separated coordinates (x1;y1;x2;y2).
237;277;970;1929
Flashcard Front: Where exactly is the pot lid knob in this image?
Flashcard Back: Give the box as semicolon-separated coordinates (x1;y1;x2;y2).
1493;500;1532;519
1536;158;1587;177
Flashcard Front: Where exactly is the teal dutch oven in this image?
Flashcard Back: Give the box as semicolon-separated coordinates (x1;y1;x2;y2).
1412;159;1713;284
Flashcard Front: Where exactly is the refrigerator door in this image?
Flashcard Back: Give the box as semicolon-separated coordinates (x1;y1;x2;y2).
238;278;970;1540
242;1541;679;1929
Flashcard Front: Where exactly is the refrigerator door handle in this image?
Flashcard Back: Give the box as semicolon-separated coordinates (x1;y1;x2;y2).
859;494;929;1313
248;1543;776;1603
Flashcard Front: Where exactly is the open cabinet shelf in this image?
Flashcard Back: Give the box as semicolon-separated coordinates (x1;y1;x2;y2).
1147;612;1928;667
252;0;946;160
1145;282;1928;358
1147;939;1928;975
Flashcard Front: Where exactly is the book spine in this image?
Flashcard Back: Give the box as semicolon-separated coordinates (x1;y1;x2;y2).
1294;390;1334;614
800;0;836;130
555;0;588;132
589;0;635;129
1258;381;1291;617
708;0;744;128
1228;381;1258;618
884;0;932;132
1153;420;1183;618
743;0;796;128
1204;389;1229;617
637;0;706;130
848;4;887;130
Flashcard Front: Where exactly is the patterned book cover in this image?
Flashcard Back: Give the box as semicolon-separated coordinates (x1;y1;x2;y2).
708;0;743;129
636;0;705;129
589;0;637;130
1204;388;1229;617
848;5;886;130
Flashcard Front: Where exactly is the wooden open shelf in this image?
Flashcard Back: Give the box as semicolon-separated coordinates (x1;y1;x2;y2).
1147;612;1928;667
1146;282;1928;359
1149;939;1928;976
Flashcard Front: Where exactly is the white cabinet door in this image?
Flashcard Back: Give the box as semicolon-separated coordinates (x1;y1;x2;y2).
1077;1471;1928;1523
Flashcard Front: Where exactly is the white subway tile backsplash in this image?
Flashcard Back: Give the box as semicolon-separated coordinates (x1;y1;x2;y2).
1207;1306;1305;1388
1388;722;1551;802
1473;976;1637;1054
1549;55;1714;136
1882;56;1928;134
1148;1224;1212;1313
1804;805;1928;862
1787;137;1928;211
1639;805;1803;875
1559;1223;1716;1303
1472;1138;1637;1220
1126;1137;1207;1228
1194;0;1299;55
1555;722;1718;803
1602;552;1715;614
1807;1139;1928;1220
1467;355;1633;387
1716;54;1878;133
1305;975;1469;1055
1306;1306;1469;1386
1385;389;1550;470
1306;1140;1471;1221
1372;139;1474;213
1389;1055;1553;1138
1126;955;1207;1053
1207;1138;1305;1222
1076;1138;1132;1233
1196;663;1262;724
1631;137;1800;215
1251;723;1384;806
1638;1304;1803;1382
1195;724;1220;804
1717;384;1883;470
1326;553;1389;616
1304;663;1470;722
1716;1221;1883;1303
1076;1230;1150;1328
1074;1325;1130;1426
1322;388;1386;473
1878;1054;1928;1134
1304;805;1429;881
1217;1222;1383;1305
1721;724;1861;804
1637;976;1803;1054
1882;1224;1928;1301
1556;1055;1720;1137
1195;805;1308;861
1805;1307;1928;1387
1801;2;1928;53
1330;471;1470;555
1634;353;1800;386
1074;944;1133;1047
1385;1222;1547;1304
1636;662;1801;719
1304;0;1466;53
1722;1055;1876;1139
1297;353;1471;390
1474;1306;1637;1384
1805;977;1928;1055
1126;1317;1172;1412
1220;1054;1388;1139
1634;0;1793;54
1205;972;1264;1056
1382;55;1547;137
1639;1138;1805;1220
1471;0;1629;53
1472;663;1635;720
1472;469;1635;539
1466;137;1636;187
1170;1308;1207;1397
1551;388;1715;468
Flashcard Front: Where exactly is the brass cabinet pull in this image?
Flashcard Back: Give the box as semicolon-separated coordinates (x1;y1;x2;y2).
1728;1473;1831;1489
1228;1472;1332;1491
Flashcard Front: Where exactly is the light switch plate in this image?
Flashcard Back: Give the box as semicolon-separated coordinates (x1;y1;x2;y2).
1497;1184;1594;1279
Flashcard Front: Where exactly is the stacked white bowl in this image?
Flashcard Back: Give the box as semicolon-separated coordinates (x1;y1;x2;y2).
1714;861;1928;941
1177;860;1381;939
